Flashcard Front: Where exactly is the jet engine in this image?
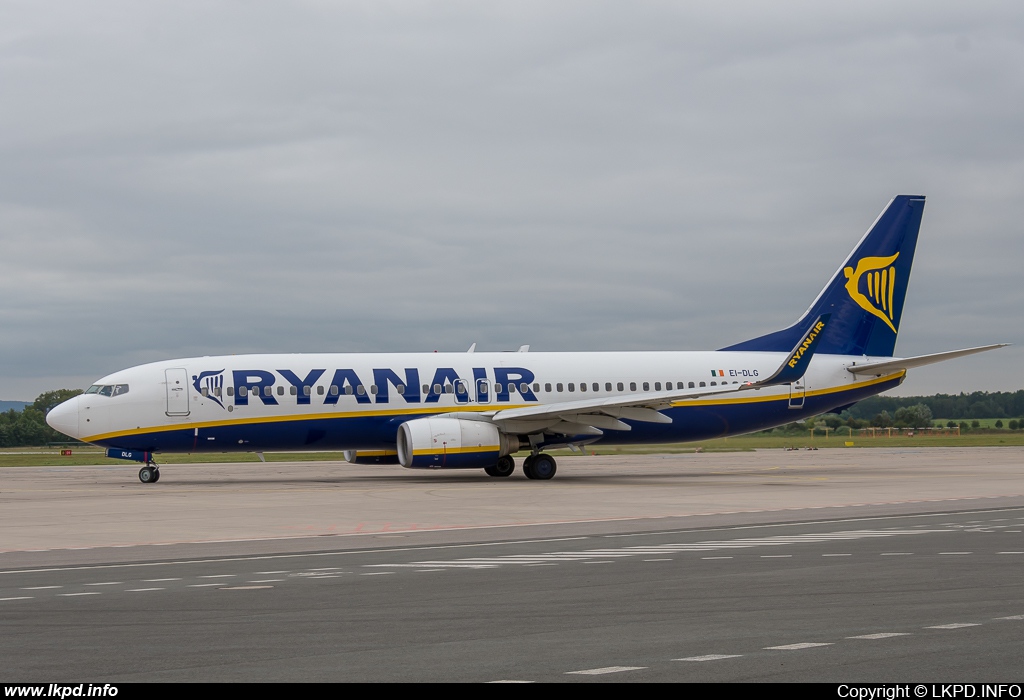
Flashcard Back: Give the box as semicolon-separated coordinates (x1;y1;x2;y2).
397;417;520;469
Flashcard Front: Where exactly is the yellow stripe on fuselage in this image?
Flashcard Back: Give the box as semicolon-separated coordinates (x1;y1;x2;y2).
83;372;904;443
671;371;904;408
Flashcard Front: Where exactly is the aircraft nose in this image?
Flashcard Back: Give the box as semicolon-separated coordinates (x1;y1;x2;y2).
46;397;80;439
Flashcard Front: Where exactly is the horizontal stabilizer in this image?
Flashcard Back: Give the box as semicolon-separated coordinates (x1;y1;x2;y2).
847;344;1009;375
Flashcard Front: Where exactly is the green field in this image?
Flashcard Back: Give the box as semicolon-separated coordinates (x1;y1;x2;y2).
5;429;1024;467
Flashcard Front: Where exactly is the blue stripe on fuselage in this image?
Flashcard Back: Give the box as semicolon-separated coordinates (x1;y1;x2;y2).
92;376;901;454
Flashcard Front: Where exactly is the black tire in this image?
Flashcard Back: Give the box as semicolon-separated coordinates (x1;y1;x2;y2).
529;454;557;480
522;455;536;479
139;466;156;484
487;455;514;477
151;469;160;483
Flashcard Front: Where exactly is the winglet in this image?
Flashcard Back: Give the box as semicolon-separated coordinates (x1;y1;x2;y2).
758;314;832;386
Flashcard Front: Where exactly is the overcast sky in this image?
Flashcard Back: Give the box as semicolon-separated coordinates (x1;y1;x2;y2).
1;1;1021;400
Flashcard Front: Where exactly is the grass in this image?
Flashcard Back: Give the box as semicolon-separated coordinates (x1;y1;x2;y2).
4;429;1024;467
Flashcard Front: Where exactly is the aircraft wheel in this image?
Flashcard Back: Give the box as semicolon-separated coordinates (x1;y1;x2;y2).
151;468;160;483
522;455;536;479
485;455;515;478
139;466;158;484
528;454;556;480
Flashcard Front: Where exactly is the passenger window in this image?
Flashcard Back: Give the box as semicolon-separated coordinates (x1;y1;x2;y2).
433;384;442;394
330;385;339;396
580;383;587;392
520;383;529;394
617;382;623;391
593;383;599;392
290;386;298;396
605;382;612;392
227;386;234;397
643;382;650;391
655;382;661;391
345;385;353;395
396;384;405;394
303;386;311;396
422;384;430;394
357;385;366;395
544;383;552;392
699;381;706;387
277;386;284;396
495;383;503;393
556;383;563;392
201;387;208;397
239;387;248;397
317;385;325;395
710;381;717;386
508;384;516;394
371;385;379;395
478;380;489;394
630;382;637;391
214;386;222;397
457;383;466;395
264;386;272;397
568;383;575;392
688;382;695;389
533;383;540;392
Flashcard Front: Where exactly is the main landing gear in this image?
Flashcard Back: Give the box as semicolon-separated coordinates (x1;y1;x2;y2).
484;455;515;478
139;463;160;484
483;454;557;480
522;453;557;480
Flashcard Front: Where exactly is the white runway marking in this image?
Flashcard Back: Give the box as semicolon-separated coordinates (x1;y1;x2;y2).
939;552;972;555
926;623;980;629
761;555;791;558
22;586;61;590
255;571;290;574
675;654;742;661
0;596;34;601
364;529;941;570
644;558;673;562
220;585;273;590
58;592;100;597
995;615;1024;620
702;556;733;560
881;553;912;556
847;633;911;639
998;551;1024;555
566;666;646;675
126;588;164;592
822;553;851;557
84;582;121;586
765;642;834;650
199;574;235;578
361;572;395;576
144;578;180;582
188;583;222;587
248;579;284;583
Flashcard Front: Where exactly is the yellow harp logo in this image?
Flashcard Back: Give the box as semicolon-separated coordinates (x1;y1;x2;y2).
843;253;899;333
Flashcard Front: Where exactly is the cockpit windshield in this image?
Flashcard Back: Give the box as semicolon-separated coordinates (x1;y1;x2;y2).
85;384;129;397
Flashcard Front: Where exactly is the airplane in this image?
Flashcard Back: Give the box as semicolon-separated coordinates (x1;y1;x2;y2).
45;195;1005;483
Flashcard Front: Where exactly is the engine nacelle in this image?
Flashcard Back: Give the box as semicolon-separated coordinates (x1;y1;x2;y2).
397;418;516;469
343;450;400;465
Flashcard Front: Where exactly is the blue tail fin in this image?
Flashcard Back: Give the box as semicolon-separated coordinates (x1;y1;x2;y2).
721;195;925;357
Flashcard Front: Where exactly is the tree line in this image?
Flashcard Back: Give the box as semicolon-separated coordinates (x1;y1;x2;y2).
2;388;1024;447
0;390;82;447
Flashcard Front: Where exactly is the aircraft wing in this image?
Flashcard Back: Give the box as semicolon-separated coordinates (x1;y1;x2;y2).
488;315;832;436
846;344;1008;375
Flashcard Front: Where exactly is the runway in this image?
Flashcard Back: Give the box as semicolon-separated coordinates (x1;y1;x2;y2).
2;448;1023;681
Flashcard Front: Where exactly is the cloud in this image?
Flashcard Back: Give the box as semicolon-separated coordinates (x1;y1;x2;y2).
1;1;1022;398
